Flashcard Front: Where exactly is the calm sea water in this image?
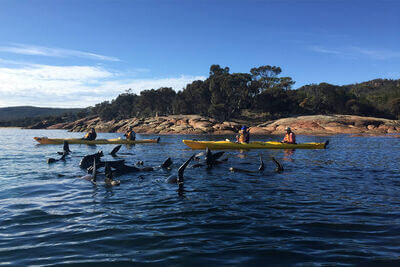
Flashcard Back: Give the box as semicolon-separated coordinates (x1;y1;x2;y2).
0;128;400;265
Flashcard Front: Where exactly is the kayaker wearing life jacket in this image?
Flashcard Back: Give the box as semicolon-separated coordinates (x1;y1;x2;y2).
281;127;296;144
82;128;97;141
236;126;250;143
124;126;136;141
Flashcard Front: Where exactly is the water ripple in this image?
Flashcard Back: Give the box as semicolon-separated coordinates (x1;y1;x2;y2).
0;129;400;264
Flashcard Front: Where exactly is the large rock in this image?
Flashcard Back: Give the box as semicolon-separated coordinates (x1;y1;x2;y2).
249;126;272;135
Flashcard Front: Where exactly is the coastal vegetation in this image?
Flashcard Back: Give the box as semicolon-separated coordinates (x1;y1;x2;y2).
89;65;400;122
1;65;399;127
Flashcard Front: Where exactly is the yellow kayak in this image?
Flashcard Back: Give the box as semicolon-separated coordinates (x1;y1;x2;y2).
34;137;160;145
182;140;328;150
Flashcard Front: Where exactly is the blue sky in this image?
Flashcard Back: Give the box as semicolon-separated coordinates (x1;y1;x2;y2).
0;0;399;107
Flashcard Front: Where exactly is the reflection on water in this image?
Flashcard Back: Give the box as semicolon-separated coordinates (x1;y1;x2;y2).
283;149;295;162
0;129;400;265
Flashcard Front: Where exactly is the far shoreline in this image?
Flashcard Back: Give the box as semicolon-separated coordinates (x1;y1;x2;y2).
0;126;22;129
25;114;400;136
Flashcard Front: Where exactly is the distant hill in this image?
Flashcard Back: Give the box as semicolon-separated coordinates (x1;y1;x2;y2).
0;106;82;121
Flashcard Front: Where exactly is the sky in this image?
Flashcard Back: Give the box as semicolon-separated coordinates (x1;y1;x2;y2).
0;0;399;108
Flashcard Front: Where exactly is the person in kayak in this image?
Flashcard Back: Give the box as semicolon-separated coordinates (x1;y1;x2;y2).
124;126;136;141
236;126;250;143
82;128;97;141
281;127;296;144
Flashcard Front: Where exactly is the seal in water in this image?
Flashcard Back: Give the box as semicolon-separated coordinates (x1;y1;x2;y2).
166;155;195;184
229;155;265;173
80;159;97;184
47;152;67;164
79;151;104;169
104;162;120;186
57;141;72;155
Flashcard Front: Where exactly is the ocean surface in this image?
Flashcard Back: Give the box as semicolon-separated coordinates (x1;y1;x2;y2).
0;128;400;265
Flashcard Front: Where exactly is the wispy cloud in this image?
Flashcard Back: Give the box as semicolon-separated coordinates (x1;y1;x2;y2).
309;45;400;60
0;44;121;62
0;60;205;108
309;45;345;56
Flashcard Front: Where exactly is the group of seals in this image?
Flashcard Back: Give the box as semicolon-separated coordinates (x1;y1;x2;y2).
46;141;284;191
190;148;284;174
228;155;284;173
79;145;177;186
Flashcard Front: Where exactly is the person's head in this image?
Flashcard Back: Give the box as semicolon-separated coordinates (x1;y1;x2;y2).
285;127;291;133
129;126;133;130
241;126;247;131
90;127;96;132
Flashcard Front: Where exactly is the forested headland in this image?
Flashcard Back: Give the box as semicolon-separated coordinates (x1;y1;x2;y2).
1;64;400;127
87;64;400;122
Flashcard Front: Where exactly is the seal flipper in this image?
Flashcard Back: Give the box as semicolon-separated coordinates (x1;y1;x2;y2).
63;141;71;153
161;157;173;168
58;141;71;155
110;145;122;156
91;159;97;183
178;155;195;184
258;155;264;171
59;152;67;161
105;162;112;178
271;157;283;173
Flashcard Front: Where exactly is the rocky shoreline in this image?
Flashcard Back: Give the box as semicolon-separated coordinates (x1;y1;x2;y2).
27;114;400;136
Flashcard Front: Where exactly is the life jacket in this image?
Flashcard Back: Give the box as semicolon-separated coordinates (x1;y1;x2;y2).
283;132;296;144
126;130;135;140
84;132;96;141
238;130;250;143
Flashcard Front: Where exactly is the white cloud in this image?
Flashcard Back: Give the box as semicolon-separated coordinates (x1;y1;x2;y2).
0;44;121;62
309;45;400;60
0;61;205;108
